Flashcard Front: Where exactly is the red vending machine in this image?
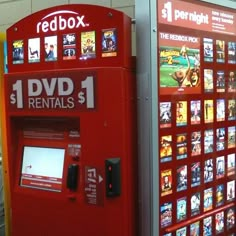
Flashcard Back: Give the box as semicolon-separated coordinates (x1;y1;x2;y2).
3;4;136;236
158;0;236;235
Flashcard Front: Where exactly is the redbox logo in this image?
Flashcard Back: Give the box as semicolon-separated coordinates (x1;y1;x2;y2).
36;10;89;33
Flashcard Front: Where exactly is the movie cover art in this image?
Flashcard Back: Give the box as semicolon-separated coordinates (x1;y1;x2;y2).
63;33;76;60
203;38;213;62
216;99;225;122
228;42;236;64
216;70;225;92
227;153;236;176
191;131;201;156
204;100;214;123
160;102;172;128
44;36;57;61
204;188;213;212
159;32;200;95
204;159;213;183
102;28;117;57
190;100;201;125
228;71;236;93
190;221;200;236
228;99;236;121
216;128;225;151
177;165;187;192
215;211;224;234
160;202;172;228
216;184;224;207
176;133;187;160
28;38;40;63
204;129;214;154
227;180;235;201
176;101;187;126
12;40;24;64
177;197;187;222
216;156;225;179
203;216;212;236
191;192;200;216
161;169;172;197
204;69;213;93
191;162;201;187
216;40;225;63
81;31;96;59
160;135;172;163
226;207;235;229
228;126;236;149
163;233;172;236
176;226;187;236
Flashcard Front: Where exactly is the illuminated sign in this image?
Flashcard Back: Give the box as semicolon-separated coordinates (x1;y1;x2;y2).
158;0;236;35
36;10;89;33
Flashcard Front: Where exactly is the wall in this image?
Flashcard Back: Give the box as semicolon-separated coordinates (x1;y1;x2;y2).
0;0;136;55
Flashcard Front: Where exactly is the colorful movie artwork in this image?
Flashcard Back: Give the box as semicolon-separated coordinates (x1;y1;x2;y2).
44;36;57;61
216;70;225;92
159;32;200;95
161;169;172;197
216;99;225;122
176;133;187;160
227;180;235;202
204;100;214;123
204;188;213;212
101;28;117;57
228;42;236;64
215;211;224;234
203;216;212;236
216;156;225;179
228;99;236;121
190;221;200;236
227;153;236;176
216;39;225;63
203;38;213;62
228;126;236;149
204;69;213;93
216;184;224;207
216;128;225;151
176;226;187;236
176;101;187;126
177;197;187;222
63;33;76;60
28;38;40;63
160;135;172;163
228;71;236;93
191;162;200;187
191;131;201;156
12;40;24;64
204;159;213;183
160;202;172;228
190;100;201;125
204;129;214;154
177;165;187;192
81;31;96;59
226;207;235;230
191;192;200;216
160;102;172;128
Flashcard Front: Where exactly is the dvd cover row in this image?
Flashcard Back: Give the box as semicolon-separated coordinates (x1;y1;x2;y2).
12;28;117;64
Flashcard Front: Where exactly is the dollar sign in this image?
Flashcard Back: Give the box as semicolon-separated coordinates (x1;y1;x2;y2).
10;93;16;104
78;91;85;104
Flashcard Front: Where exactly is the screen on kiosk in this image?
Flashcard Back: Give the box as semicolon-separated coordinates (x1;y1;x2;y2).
20;146;65;192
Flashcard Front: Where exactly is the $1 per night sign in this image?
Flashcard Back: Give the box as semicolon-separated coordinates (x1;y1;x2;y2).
7;72;96;111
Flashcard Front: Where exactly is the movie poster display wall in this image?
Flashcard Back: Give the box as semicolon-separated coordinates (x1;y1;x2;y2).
158;0;236;235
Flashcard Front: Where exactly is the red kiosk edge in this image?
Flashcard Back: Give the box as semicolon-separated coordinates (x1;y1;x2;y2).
3;4;137;236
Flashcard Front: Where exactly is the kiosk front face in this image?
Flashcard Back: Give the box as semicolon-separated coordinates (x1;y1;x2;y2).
3;5;136;236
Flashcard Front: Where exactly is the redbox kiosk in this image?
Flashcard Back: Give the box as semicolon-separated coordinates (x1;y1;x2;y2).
3;4;137;236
